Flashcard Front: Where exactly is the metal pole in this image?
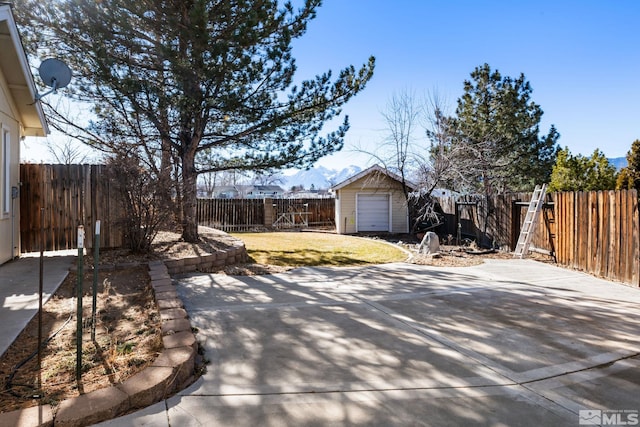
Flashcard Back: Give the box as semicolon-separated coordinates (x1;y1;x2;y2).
37;208;44;391
76;225;85;383
91;221;100;341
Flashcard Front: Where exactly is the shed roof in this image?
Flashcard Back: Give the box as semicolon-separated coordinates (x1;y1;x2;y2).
331;164;418;191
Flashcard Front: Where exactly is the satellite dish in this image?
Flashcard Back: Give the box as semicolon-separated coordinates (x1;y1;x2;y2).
35;58;72;100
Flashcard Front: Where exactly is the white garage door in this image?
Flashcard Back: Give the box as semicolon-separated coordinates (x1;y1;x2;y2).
357;194;390;232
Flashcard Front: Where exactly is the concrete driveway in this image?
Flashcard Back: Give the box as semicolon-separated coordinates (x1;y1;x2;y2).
99;259;640;426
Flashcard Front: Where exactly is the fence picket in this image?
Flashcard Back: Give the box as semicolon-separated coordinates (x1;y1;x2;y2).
623;191;632;283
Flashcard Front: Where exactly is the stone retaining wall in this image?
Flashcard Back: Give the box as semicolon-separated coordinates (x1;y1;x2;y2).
163;241;248;275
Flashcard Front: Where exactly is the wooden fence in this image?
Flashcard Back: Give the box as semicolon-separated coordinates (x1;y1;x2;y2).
196;199;266;231
272;198;335;228
434;193;529;248
554;190;639;285
196;198;335;232
19;163;639;287
20;164;122;252
19;164;337;251
435;190;639;287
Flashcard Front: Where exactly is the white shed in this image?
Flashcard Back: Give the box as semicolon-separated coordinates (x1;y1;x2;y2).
331;165;417;234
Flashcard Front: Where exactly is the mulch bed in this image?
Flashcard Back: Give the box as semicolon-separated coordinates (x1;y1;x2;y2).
0;267;161;413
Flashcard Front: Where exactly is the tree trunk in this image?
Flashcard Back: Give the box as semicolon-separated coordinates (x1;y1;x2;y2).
158;136;177;225
481;168;494;248
181;149;199;242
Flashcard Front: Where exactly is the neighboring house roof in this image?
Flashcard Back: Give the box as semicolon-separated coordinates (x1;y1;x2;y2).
213;185;239;193
431;188;460;198
210;185;285;198
250;185;285;193
331;164;418;191
0;4;48;137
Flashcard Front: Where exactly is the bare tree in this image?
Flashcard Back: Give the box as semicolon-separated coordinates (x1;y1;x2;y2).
379;89;422;201
407;93;460;233
252;172;286;186
47;138;91;165
356;89;458;233
198;169;251;198
106;151;172;253
418;93;457;193
198;172;217;199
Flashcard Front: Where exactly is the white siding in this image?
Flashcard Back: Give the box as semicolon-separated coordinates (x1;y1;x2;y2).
0;5;47;264
2;125;10;216
0;75;21;264
334;171;409;234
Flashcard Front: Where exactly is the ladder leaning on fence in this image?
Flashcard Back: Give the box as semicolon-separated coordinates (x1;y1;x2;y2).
513;184;548;259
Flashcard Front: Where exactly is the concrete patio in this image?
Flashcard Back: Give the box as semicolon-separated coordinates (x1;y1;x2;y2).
0;252;74;357
97;259;640;426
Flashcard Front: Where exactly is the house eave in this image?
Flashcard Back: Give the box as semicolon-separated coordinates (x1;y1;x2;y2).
0;5;49;137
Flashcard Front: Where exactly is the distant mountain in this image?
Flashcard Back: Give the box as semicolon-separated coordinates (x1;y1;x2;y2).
328;165;362;186
284;159;628;189
608;157;627;171
283;165;362;190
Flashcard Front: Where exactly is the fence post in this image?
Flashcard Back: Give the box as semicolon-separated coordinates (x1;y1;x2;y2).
91;220;100;341
76;225;85;383
264;198;273;228
511;199;521;250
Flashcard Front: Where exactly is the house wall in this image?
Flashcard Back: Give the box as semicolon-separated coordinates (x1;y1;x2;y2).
334;173;409;234
0;67;21;264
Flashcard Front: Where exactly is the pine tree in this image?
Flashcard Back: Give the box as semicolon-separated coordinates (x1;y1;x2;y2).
16;0;375;242
616;139;640;191
445;63;559;194
549;148;617;191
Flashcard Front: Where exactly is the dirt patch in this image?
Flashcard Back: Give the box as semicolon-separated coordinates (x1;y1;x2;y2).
91;228;241;266
95;228;286;276
0;266;161;413
406;245;516;267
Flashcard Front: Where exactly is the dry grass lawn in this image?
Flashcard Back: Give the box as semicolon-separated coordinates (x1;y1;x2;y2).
232;231;408;267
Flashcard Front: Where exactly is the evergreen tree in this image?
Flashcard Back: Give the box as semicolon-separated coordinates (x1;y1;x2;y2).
583;149;617;190
445;64;559;194
549;147;617;191
616;139;640;191
547;147;581;192
16;0;375;241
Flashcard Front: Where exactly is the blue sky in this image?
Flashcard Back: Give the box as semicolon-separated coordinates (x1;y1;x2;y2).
23;1;639;171
291;0;640;169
